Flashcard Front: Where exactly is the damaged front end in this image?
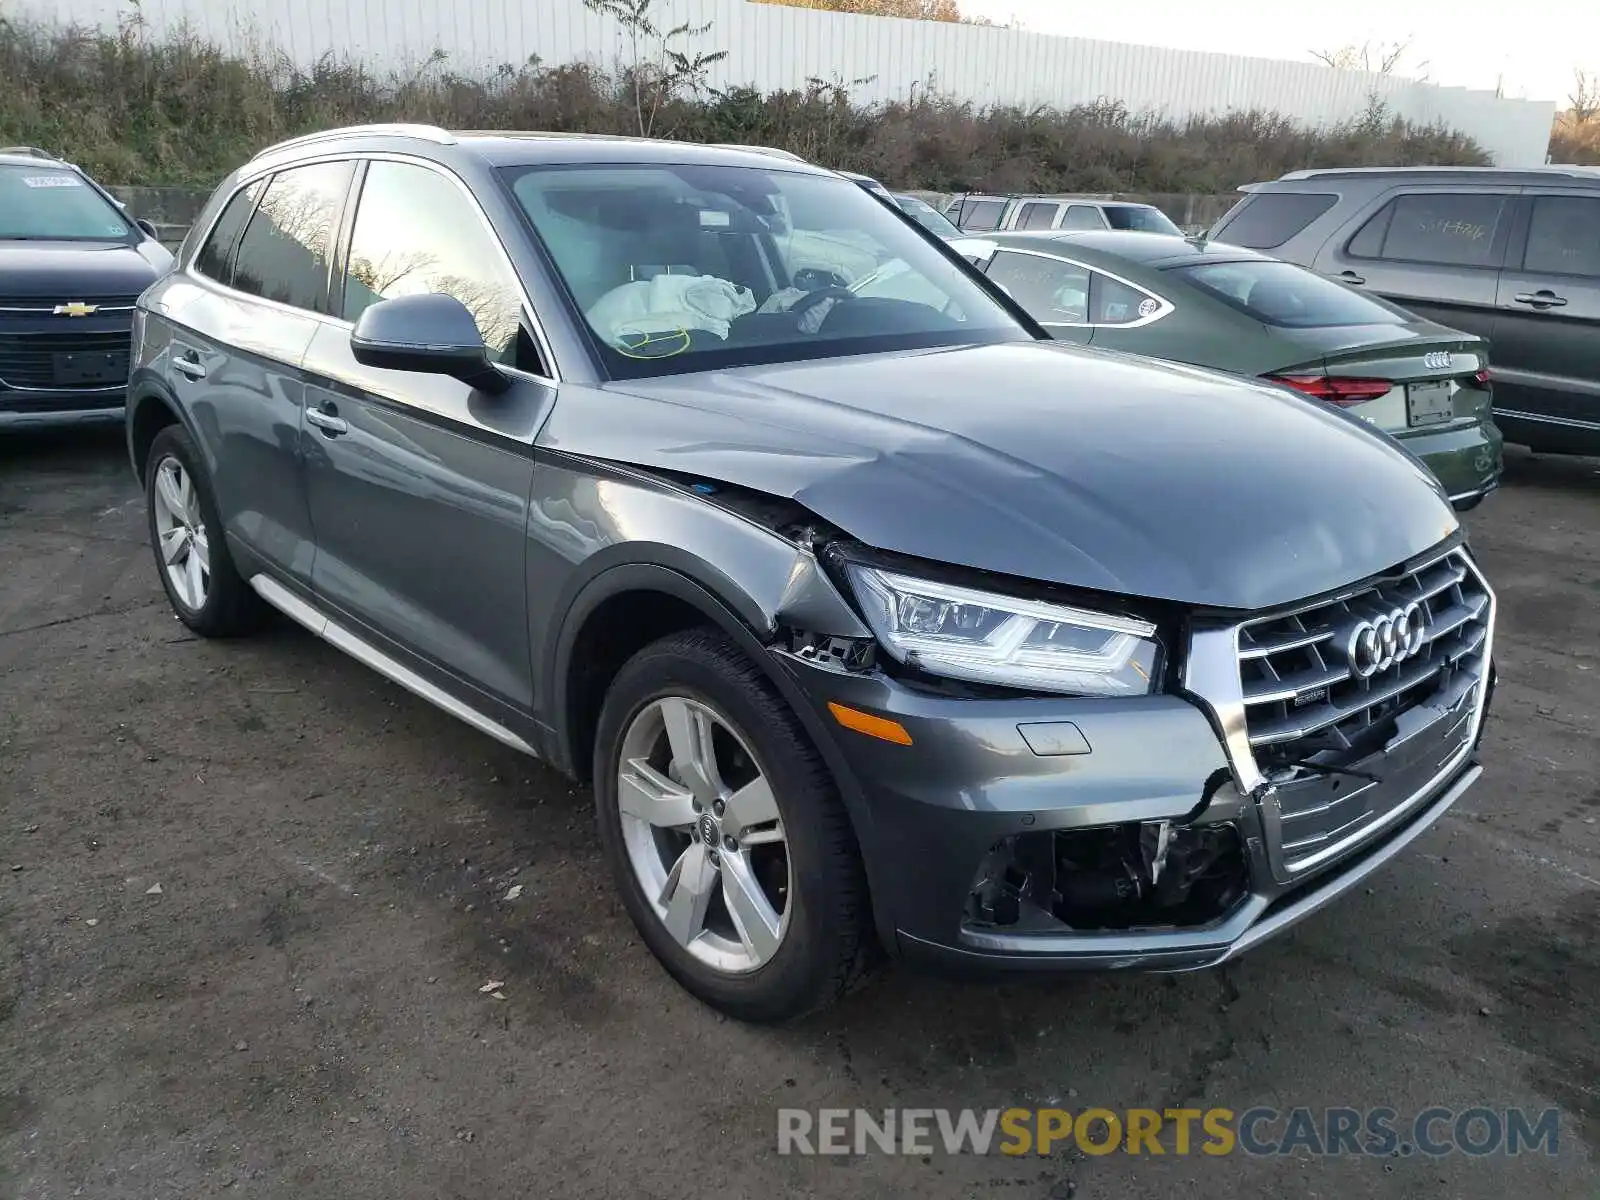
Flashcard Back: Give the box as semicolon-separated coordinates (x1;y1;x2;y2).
968;817;1250;936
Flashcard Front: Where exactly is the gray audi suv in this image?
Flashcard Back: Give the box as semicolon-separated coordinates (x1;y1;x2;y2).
127;126;1496;1022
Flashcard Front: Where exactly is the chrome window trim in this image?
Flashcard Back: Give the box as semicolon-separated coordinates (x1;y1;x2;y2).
983;246;1176;330
180;150;561;385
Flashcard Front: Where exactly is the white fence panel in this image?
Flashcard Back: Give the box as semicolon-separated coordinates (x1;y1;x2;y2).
12;0;1555;165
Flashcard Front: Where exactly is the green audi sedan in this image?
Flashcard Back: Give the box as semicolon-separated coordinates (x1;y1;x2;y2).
948;230;1504;510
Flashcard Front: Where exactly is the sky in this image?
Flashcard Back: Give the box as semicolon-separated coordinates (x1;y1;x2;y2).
958;0;1596;105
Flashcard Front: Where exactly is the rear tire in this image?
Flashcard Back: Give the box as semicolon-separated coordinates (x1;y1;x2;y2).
143;425;264;637
593;628;874;1022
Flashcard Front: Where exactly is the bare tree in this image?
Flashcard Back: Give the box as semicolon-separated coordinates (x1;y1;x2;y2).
582;0;729;137
1310;39;1428;81
1570;69;1600;125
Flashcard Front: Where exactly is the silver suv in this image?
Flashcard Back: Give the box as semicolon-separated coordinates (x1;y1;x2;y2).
1212;167;1600;456
127;126;1495;1022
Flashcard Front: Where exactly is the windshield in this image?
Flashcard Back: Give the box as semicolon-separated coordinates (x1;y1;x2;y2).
1104;206;1182;235
895;195;962;238
0;164;134;241
1170;259;1407;328
504;164;1030;379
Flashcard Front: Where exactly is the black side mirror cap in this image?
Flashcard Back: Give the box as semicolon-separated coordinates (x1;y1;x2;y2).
135;218;159;239
349;293;511;395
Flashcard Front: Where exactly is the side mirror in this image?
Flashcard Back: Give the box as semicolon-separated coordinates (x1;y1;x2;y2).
349;293;510;394
136;218;159;239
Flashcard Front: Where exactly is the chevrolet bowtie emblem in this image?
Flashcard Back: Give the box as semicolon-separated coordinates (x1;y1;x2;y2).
53;301;98;317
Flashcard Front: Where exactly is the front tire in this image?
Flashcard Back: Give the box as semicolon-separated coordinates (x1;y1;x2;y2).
593;628;873;1022
143;424;263;637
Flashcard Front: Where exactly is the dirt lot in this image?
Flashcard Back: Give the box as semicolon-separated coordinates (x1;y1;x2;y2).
2;427;1596;1199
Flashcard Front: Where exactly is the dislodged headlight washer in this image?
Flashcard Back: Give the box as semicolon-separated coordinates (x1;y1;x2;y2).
847;565;1159;696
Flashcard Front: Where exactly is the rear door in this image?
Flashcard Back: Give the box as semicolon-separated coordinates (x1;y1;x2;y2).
300;157;556;717
168;162;353;586
1489;190;1600;438
1310;185;1517;343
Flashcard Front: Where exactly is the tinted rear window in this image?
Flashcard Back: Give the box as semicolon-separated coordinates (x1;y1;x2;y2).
1214;192;1336;248
1016;202;1059;230
1171;259;1405;328
961;200;1006;231
1348;193;1509;268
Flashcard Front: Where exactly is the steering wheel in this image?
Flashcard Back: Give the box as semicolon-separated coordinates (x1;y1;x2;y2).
788;285;855;333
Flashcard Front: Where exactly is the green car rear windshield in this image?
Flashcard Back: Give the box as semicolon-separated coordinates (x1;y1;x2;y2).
1171;259;1406;328
0;164;133;241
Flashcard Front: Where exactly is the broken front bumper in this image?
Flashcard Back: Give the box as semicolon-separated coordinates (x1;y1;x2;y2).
774;648;1490;974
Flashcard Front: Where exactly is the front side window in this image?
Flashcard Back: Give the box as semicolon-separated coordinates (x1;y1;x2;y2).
1171;259;1405;328
1348;192;1509;268
1522;195;1600;278
1059;206;1104;231
0;164;133;242
1103;205;1183;235
986;250;1089;323
231;161;352;312
193;181;262;283
504;164;1029;380
1016;202;1059;231
894;195;963;239
342;161;526;366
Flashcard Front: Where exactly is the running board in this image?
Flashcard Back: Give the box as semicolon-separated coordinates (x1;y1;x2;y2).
247;574;538;759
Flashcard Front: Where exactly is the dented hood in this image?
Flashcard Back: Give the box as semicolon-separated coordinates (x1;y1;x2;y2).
541;341;1460;611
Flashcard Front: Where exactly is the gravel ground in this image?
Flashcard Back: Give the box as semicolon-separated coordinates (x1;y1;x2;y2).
2;427;1596;1199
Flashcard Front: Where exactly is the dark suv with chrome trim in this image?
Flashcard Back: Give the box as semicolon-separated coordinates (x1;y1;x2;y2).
127;125;1496;1022
1212;166;1600;456
0;147;173;430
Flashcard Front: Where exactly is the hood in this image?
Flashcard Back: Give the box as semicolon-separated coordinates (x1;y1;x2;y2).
0;240;172;300
544;341;1459;612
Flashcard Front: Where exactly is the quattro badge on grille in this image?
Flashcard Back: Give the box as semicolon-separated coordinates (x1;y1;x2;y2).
1343;603;1426;678
53;301;99;317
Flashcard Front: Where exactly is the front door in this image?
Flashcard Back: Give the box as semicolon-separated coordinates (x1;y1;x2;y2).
1489;191;1600;449
301;158;556;717
983;248;1095;345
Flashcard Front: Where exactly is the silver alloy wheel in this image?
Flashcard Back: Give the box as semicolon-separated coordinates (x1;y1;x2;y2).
617;695;791;973
151;455;210;612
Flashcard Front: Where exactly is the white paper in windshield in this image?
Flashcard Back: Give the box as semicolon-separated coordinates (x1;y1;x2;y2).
22;174;83;188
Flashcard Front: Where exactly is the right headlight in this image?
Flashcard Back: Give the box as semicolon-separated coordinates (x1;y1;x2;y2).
846;564;1160;696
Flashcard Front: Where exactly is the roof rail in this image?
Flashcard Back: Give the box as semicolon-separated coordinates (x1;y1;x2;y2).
0;145;62;161
250;123;456;161
1280;165;1600;180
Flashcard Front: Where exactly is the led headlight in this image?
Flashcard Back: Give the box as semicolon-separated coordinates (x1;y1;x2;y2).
848;565;1159;696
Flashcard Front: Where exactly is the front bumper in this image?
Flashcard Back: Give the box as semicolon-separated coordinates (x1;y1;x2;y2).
774;643;1489;974
0;393;126;430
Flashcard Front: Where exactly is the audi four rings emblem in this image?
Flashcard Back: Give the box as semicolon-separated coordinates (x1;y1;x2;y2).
1423;351;1453;370
1345;603;1427;678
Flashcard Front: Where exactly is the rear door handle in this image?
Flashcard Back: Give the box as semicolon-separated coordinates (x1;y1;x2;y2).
172;351;206;380
1513;291;1567;308
306;405;348;436
1336;270;1366;286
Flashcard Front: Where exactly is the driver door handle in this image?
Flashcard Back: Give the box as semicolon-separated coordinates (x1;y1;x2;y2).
306;405;348;436
172;351;206;380
1513;291;1567;309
